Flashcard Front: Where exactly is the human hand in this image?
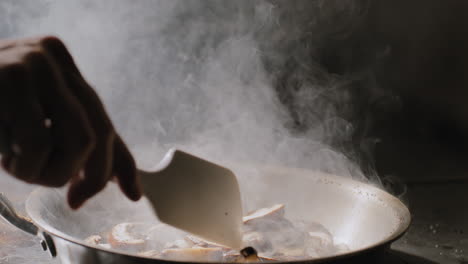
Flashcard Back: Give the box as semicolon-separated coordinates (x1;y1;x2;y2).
0;36;142;209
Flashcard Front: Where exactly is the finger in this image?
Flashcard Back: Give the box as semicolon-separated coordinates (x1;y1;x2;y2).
40;37;119;208
59;72;115;209
65;76;115;209
113;136;142;201
0;62;51;182
0;36;43;50
24;50;95;187
39;36;80;73
67;129;115;209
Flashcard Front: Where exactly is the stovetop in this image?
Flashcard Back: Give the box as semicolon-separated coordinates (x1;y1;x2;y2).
0;173;466;264
389;182;468;264
380;250;439;264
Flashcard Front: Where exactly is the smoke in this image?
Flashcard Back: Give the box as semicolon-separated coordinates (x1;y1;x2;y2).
0;0;386;261
0;0;374;176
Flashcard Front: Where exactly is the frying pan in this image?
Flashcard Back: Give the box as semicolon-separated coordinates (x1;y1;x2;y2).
0;165;410;263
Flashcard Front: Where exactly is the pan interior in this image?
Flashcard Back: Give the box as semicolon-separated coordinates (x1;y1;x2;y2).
25;165;410;261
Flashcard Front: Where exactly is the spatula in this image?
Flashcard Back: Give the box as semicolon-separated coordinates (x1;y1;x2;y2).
138;148;243;249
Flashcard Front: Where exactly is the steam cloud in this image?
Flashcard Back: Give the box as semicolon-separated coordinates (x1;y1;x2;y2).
3;0;373;176
0;0;381;261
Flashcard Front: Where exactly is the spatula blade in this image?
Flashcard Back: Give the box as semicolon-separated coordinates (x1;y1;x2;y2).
139;149;243;249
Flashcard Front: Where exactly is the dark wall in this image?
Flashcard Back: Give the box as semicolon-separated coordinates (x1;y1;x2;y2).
270;0;468;182
367;0;468;182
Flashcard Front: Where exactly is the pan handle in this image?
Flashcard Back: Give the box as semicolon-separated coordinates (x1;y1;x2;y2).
0;193;57;257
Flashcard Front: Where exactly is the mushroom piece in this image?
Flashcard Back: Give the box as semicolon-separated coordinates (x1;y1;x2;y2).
98;243;112;249
108;223;147;251
159;247;224;262
84;235;102;245
85;203;347;261
138;249;160;258
243;204;285;224
184;235;230;250
163;239;193;249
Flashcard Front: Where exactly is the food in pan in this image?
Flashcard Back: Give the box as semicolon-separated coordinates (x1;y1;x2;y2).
84;204;348;262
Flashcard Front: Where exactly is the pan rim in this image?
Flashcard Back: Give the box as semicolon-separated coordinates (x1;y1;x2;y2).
25;166;411;263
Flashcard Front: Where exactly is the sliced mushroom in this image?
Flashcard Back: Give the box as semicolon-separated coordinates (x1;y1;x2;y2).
84;235;102;245
159;247;224;262
108;223;147;251
243;204;285;224
138;249;160;258
98;243;112;250
184;235;230;250
163;239;193;249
